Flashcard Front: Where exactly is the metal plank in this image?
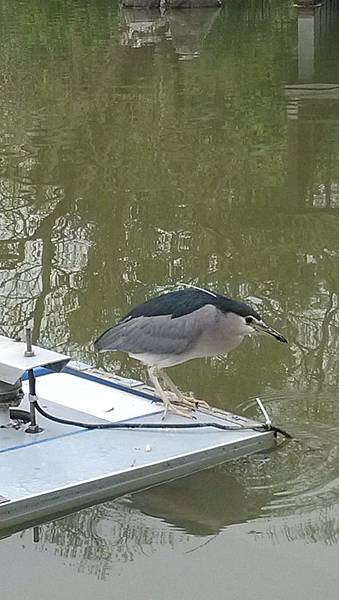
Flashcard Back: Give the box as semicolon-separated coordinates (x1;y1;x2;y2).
0;367;275;532
0;428;273;530
0;335;69;384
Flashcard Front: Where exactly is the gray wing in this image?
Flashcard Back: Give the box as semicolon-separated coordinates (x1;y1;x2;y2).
94;304;218;355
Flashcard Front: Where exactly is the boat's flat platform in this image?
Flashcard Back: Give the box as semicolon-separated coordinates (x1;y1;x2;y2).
0;365;274;533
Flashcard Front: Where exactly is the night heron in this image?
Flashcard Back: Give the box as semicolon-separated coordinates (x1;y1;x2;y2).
94;287;287;417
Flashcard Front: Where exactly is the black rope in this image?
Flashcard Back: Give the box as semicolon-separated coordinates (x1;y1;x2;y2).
9;408;31;423
269;425;292;439
34;399;292;438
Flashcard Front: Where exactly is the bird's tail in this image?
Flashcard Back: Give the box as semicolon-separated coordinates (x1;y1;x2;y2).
94;326;117;352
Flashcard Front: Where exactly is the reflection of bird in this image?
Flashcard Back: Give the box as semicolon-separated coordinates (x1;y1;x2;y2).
94;287;287;417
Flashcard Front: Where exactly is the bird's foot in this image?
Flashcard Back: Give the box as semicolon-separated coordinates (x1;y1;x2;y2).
179;392;211;411
161;392;196;420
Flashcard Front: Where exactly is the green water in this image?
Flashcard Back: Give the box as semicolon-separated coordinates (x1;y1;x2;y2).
1;0;339;598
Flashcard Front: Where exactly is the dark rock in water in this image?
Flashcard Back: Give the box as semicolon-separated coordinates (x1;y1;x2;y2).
118;4;221;57
121;0;160;9
294;0;322;6
119;8;168;48
167;8;221;58
166;0;222;6
121;0;222;7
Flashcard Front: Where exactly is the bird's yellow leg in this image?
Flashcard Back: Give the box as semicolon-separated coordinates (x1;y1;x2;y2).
159;370;210;410
162;393;196;420
147;367;194;419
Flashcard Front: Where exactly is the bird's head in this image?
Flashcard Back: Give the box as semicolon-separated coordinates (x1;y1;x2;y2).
242;313;288;343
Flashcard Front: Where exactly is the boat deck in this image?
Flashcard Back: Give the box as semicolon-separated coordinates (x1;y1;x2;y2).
0;364;274;533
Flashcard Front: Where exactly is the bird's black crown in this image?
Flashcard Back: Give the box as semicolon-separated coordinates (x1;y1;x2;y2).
123;288;261;321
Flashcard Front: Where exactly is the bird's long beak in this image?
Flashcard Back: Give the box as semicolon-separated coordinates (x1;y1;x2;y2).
253;320;288;343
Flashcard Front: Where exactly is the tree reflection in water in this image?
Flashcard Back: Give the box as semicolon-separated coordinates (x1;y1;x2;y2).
1;0;339;572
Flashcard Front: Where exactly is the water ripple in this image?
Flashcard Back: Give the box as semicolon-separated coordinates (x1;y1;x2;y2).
232;390;339;519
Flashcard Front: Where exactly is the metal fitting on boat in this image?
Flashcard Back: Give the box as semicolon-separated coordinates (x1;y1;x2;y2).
0;379;23;426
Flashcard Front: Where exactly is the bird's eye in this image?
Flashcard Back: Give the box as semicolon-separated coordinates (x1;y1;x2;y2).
245;316;254;325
